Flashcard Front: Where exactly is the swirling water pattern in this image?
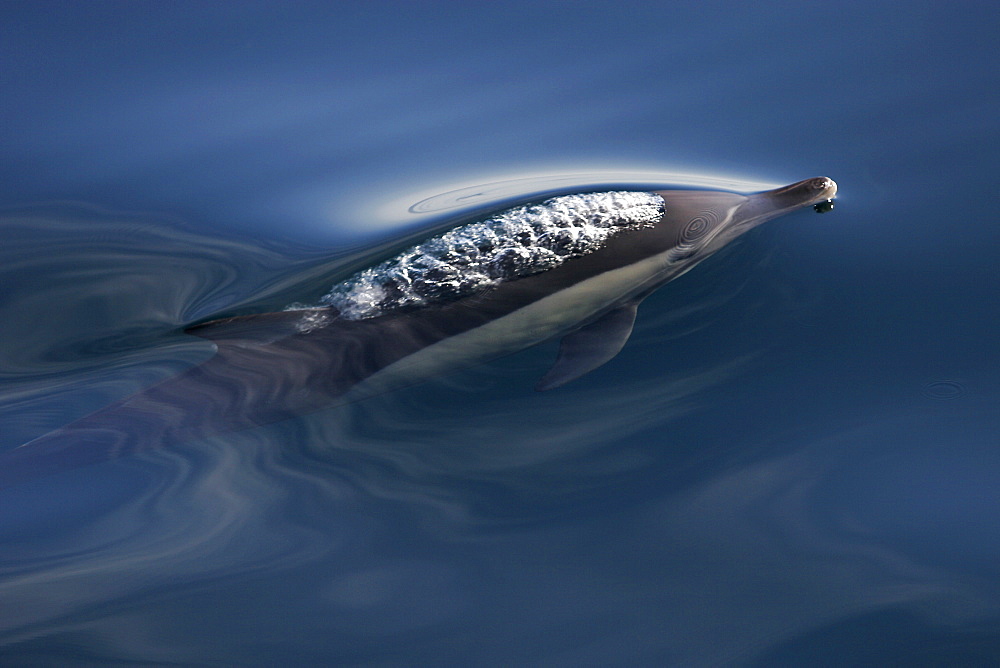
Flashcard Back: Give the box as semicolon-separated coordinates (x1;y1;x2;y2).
1;2;999;665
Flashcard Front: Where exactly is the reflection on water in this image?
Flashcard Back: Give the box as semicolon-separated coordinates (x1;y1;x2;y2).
6;388;996;663
404;170;781;214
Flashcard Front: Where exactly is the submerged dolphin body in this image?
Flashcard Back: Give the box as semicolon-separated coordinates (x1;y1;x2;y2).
1;177;836;487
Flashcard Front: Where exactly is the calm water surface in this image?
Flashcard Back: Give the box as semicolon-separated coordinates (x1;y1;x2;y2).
1;2;998;665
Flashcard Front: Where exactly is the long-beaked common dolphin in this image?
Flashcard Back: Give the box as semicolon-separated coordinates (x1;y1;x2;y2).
0;177;836;487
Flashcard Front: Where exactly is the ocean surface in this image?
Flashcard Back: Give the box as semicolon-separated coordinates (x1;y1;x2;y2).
1;2;998;665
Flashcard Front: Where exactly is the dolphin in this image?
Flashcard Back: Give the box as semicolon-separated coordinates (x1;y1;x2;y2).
0;177;837;487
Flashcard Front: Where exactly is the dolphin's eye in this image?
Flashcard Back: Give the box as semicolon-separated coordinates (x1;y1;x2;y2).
813;199;834;213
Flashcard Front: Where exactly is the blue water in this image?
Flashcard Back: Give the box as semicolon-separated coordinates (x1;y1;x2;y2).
2;1;998;664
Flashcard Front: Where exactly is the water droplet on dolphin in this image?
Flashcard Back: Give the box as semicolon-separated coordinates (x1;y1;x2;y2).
813;199;834;213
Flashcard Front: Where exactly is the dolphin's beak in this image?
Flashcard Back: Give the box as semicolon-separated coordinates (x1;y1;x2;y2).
763;176;837;208
737;177;838;228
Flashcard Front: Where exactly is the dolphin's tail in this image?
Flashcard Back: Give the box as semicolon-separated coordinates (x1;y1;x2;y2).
0;309;372;489
0;384;206;489
0;426;136;489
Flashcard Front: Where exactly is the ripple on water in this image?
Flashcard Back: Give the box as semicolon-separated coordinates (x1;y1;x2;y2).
921;380;967;401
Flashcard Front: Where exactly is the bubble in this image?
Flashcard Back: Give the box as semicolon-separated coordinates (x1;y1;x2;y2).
322;191;663;319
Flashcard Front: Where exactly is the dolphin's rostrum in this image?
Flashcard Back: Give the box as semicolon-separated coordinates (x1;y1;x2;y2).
1;177;837;487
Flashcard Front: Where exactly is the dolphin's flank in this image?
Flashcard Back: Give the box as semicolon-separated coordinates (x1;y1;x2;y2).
1;177;837;487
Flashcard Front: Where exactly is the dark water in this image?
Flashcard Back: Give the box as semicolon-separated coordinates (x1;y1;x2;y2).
2;2;998;665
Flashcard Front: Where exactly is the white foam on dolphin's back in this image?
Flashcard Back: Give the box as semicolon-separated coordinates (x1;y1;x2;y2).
320;191;663;320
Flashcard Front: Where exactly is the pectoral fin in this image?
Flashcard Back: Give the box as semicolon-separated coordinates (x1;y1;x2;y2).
536;303;639;391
